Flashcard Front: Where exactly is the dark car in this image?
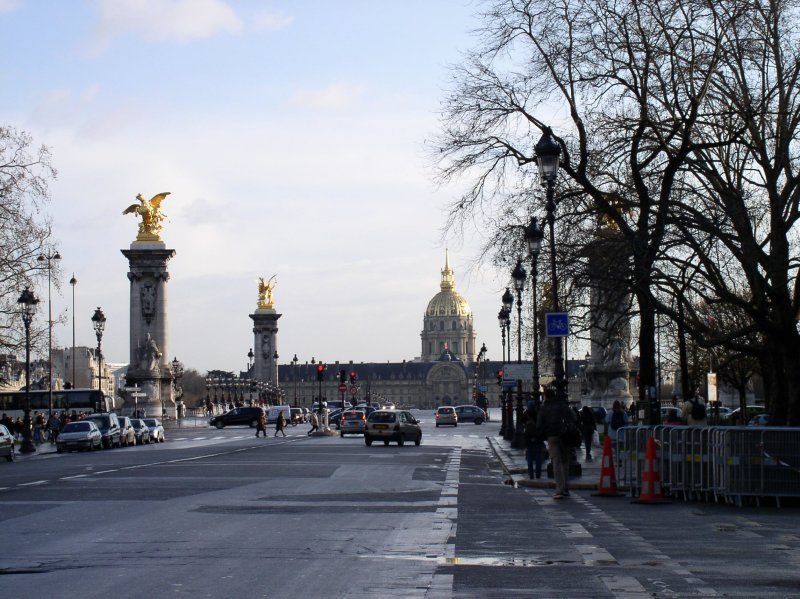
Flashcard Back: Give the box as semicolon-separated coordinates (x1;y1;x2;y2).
365;409;422;446
454;405;486;424
0;424;14;462
209;407;265;429
131;418;151;444
84;412;122;449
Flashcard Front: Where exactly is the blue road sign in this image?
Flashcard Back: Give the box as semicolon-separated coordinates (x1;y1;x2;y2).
545;312;570;337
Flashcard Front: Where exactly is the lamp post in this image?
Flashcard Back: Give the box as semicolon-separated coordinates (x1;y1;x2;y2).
247;348;254;372
498;307;509;436
69;274;77;388
38;250;60;416
292;354;298;406
501;288;514;441
534;129;567;402
510;260;528;449
525;216;544;405
91;307;106;393
171;357;184;417
17;288;39;454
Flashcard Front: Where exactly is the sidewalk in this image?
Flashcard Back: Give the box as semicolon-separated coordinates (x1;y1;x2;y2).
487;434;602;491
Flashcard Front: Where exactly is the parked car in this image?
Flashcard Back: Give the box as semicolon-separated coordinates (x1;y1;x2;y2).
748;414;770;426
85;412;122;449
724;406;766;425
435;406;458;427
118;416;136;447
340;410;367;436
131;418;151;444
454;405;486;424
0;424;14;462
364;409;422;446
56;421;102;453
209;407;265;429
143;418;165;442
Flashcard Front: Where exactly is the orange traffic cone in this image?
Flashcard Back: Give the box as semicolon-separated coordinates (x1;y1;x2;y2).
631;436;671;504
592;434;623;497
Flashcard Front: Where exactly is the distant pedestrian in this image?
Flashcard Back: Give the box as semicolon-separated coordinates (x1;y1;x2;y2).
682;390;708;427
275;410;287;437
33;411;44;444
308;411;319;435
606;400;628;441
47;413;60;443
536;386;575;499
524;399;544;479
579;406;596;461
256;411;267;437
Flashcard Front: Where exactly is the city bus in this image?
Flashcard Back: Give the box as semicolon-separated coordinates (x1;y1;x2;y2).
0;388;111;419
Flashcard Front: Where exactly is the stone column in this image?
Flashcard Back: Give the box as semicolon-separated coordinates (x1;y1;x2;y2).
250;309;281;386
121;242;176;418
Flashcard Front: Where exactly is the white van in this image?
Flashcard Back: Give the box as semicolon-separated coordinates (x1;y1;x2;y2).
266;405;291;425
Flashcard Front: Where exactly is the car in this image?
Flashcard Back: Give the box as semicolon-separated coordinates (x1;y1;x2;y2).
328;409;343;429
454;405;486;425
724;406;766;425
435;406;458;427
660;407;684;425
0;424;14;462
748;413;770;426
266;405;291;425
85;412;122;449
365;409;422;446
290;407;305;424
118;416;136;447
56;421;102;453
131;418;151;444
340;410;367;436
209;407;265;429
143;418;165;442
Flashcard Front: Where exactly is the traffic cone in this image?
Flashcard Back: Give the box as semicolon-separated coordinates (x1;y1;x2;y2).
631;436;671;504
592;434;623;497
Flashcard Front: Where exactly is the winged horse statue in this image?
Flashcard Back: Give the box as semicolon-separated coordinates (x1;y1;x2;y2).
123;192;170;241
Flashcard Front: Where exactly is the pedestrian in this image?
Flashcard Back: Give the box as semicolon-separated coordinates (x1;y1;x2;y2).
274;410;287;437
308;410;319;435
536;386;575;499
524;399;544;479
14;417;24;440
682;389;708;427
255;410;267;437
606;400;628;441
579;406;597;461
33;411;44;444
47;413;61;444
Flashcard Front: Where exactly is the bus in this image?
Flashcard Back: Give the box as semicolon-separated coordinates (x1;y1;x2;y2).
0;388;111;419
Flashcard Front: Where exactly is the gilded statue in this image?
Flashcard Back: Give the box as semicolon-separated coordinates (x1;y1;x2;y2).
123;192;170;241
257;275;277;310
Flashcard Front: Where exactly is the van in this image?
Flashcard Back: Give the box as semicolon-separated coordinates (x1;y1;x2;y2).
266;405;291;425
85;412;121;448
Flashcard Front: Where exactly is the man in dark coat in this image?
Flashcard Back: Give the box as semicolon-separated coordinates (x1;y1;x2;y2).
536;386;576;499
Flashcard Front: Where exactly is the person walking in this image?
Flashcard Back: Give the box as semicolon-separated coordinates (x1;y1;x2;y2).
308;411;319;435
274;410;287;437
606;400;628;441
536;386;576;499
523;399;545;479
47;413;61;444
579;406;597;461
682;389;708;427
255;410;267;437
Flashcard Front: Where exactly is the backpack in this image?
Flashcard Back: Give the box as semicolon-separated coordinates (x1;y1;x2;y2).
559;416;582;448
610;410;625;430
689;399;706;420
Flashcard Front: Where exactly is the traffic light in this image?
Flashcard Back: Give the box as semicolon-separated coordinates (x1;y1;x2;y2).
339;369;346;384
316;364;326;381
496;370;504;385
349;371;357;383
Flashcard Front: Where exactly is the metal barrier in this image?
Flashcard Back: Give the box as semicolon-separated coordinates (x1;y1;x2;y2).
614;425;800;507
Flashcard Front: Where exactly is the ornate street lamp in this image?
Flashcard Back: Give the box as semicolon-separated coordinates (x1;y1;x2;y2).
499;304;512;439
171;357;184;414
534;128;567;402
292;354;299;407
247;348;254;372
524;216;544;405
91;307;106;393
38;250;60;416
69;274;77;388
17;288;39;454
510;259;528;449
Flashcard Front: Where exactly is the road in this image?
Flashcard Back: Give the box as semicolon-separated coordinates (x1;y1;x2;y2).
1;411;799;598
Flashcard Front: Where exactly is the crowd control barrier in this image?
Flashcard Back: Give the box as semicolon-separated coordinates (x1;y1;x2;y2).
614;425;800;507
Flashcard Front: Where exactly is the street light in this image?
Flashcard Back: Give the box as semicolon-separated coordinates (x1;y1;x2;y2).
69;274;77;388
17;288;39;454
498;303;512;439
534;128;567;402
524;216;544;405
38;250;60;416
91;307;106;393
292;354;299;407
247;348;254;372
510;260;527;449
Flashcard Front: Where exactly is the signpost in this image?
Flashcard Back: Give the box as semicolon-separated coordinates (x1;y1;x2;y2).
545;312;570;337
125;385;147;418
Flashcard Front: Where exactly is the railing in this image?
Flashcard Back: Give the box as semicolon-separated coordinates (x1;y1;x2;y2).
616;425;800;507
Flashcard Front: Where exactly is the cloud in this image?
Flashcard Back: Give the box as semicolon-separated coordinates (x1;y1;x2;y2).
290;83;366;112
88;0;243;52
0;0;20;15
251;10;293;32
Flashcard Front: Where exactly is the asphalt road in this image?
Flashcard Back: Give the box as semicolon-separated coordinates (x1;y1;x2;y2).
1;412;799;598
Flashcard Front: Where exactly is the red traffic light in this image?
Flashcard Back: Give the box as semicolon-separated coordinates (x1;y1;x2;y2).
349;371;356;383
496;370;504;385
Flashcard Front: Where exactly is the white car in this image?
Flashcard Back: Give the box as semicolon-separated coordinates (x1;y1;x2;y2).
56;421;102;452
143;418;165;442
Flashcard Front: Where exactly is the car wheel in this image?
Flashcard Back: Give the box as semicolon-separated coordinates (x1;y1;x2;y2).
365;436;372;446
57;447;63;454
7;447;14;461
436;423;439;428
215;422;224;430
415;434;421;446
454;423;458;427
475;418;483;425
159;434;165;443
383;440;390;446
397;434;405;447
102;439;110;449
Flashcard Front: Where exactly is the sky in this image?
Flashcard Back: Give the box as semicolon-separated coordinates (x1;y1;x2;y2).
1;0;522;374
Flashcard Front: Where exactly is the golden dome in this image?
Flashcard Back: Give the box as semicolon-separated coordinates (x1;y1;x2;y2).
425;251;472;317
